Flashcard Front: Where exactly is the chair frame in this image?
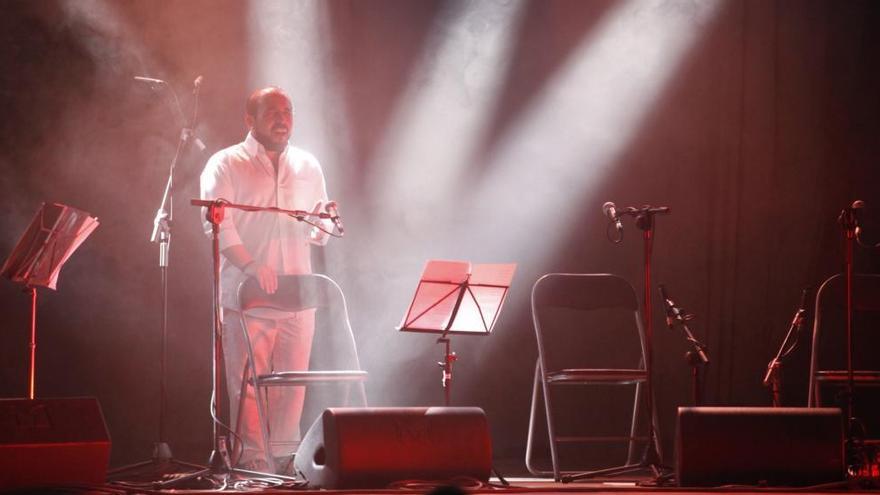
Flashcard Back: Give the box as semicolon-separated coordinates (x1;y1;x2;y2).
525;273;661;481
235;273;367;473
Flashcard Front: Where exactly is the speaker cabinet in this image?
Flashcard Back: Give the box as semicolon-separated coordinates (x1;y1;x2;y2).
676;406;844;487
0;397;111;488
294;407;492;489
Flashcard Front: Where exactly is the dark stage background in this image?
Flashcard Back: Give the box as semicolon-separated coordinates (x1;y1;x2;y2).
1;0;878;471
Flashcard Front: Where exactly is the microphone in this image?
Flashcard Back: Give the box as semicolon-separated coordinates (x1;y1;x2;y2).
660;285;709;367
658;284;689;327
764;286;813;388
602;201;623;233
133;76;166;85
839;199;864;232
792;286;813;331
193;76;204;97
325;201;344;235
852;200;865;236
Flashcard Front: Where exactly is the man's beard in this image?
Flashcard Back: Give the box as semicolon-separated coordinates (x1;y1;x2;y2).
254;129;288;152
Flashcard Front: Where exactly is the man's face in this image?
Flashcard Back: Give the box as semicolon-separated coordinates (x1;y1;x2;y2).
247;92;293;152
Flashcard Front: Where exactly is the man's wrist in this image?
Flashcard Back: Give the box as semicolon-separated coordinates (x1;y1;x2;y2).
241;260;257;273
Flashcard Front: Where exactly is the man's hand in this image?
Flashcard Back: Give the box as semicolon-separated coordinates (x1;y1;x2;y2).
244;261;278;294
221;244;278;294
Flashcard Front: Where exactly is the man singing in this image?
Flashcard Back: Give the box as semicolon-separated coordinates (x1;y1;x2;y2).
200;87;331;472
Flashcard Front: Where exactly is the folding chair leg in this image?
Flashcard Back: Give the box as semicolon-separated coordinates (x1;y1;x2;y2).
526;360;547;476
627;379;663;464
538;366;563;481
525;359;565;479
250;366;276;473
650;391;663;462
357;381;368;406
627;381;643;465
232;363;250;465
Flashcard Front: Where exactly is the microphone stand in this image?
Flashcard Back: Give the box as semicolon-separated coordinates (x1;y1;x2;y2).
658;285;709;406
838;204;862;474
565;205;671;484
762;288;810;407
155;199;340;489
109;77;205;481
633;207;667;478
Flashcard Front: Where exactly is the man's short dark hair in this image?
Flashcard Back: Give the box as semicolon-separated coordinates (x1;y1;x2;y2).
245;86;292;117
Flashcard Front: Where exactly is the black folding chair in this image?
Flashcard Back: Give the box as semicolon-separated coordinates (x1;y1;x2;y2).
525;273;661;480
235;274;367;473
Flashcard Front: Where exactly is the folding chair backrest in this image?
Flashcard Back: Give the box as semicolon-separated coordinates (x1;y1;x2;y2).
811;273;880;372
532;273;639;312
238;274;338;313
238;273;362;371
532;273;644;372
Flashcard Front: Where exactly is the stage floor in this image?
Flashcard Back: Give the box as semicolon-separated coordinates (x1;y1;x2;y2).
53;478;879;495
11;455;878;494
59;470;878;495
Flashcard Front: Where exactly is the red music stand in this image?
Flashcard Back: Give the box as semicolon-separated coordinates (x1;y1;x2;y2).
398;260;516;405
1;202;99;399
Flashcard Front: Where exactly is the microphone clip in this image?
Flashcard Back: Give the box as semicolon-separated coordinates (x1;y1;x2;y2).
664;301;693;328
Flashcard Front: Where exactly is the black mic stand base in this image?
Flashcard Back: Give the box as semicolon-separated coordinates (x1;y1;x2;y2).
133;445;299;490
561;442;672;485
107;442;205;482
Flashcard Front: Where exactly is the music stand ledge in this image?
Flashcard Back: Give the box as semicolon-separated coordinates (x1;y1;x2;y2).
398;260;516;406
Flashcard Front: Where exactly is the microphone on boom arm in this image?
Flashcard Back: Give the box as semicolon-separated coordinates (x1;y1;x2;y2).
602;201;624;234
325;201;345;236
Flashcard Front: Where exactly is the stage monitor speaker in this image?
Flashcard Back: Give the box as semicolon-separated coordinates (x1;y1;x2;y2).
676;406;844;487
294;407;492;489
0;397;111;489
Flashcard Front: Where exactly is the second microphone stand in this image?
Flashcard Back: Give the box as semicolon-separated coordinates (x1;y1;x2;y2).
109;76;205;482
763;288;811;407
